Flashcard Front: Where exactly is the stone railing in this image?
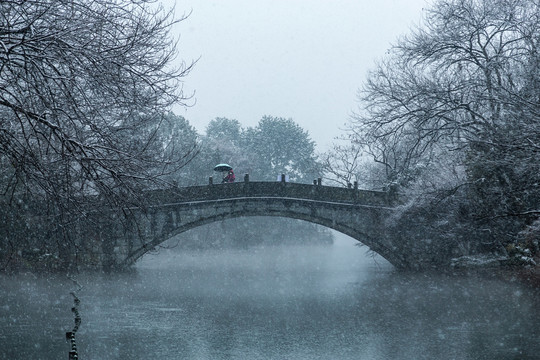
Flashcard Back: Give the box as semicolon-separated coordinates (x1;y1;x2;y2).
143;176;395;207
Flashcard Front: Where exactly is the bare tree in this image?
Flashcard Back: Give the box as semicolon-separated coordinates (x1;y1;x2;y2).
352;0;539;186
346;0;540;261
0;0;197;270
320;142;375;187
1;0;195;198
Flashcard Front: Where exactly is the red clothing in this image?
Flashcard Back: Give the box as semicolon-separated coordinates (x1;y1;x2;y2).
223;170;235;183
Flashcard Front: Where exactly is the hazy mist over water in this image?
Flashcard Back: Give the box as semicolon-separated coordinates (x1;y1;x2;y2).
1;234;539;359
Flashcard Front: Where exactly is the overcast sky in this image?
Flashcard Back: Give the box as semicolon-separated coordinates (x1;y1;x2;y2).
165;0;430;150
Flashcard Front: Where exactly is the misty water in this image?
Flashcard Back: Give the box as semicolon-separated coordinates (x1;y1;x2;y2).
1;235;539;360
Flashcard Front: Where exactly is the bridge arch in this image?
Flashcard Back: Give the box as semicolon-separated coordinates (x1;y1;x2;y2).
119;195;403;268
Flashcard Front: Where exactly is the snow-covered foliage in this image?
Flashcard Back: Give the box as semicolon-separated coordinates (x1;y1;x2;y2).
0;1;196;271
335;0;540;268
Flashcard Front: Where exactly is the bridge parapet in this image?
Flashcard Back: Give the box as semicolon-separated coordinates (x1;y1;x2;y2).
143;181;394;207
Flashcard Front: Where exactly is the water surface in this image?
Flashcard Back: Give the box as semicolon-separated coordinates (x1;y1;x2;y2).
1;238;538;359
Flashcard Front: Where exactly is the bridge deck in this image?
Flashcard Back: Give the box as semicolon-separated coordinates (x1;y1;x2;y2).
144;181;394;207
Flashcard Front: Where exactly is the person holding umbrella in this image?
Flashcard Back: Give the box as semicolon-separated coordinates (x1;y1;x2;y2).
213;163;235;183
222;169;235;183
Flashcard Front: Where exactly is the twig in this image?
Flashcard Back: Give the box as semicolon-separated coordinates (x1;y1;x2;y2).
66;277;83;359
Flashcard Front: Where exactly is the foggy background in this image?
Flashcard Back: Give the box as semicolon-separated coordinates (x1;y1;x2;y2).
165;0;429;149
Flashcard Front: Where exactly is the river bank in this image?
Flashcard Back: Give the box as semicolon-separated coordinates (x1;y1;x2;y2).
2;251;540;292
513;264;540;288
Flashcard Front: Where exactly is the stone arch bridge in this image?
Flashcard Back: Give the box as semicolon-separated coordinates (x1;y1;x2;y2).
90;179;425;270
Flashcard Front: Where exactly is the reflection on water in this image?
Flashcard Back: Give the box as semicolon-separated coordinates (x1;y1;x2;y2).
1;239;539;360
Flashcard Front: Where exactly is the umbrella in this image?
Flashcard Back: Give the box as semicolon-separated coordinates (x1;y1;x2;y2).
213;163;233;172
